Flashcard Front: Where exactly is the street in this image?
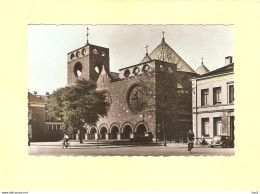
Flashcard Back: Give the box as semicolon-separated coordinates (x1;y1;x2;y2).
28;141;235;156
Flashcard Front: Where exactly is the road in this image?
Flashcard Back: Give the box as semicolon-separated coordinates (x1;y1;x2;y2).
28;141;235;156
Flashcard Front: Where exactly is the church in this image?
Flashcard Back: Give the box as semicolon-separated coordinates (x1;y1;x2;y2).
67;32;198;142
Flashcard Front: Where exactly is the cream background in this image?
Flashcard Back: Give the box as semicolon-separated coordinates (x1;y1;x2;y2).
0;0;260;191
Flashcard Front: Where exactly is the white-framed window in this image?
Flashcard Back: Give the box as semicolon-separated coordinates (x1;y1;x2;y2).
48;125;52;131
57;125;61;130
202;118;209;137
213;87;222;104
28;109;32;120
214;117;223;136
201;89;209;106
229;84;234;103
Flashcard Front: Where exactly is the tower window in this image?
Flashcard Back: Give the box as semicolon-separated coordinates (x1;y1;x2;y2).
101;51;106;57
76;51;80;58
93;49;98;55
133;67;140;75
73;62;82;77
142;65;149;72
82;49;86;55
70;53;75;60
124;69;130;77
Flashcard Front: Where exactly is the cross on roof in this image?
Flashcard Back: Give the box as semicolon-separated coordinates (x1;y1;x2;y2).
145;44;149;54
162;31;165;39
86;27;89;44
201;57;204;63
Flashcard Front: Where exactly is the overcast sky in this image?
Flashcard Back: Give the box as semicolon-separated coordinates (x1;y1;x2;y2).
28;25;233;95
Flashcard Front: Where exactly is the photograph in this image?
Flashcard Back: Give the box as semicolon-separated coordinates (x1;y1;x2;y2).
28;25;234;156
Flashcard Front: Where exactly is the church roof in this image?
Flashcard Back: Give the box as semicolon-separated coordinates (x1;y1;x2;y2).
196;62;209;75
109;72;120;80
147;38;196;73
140;54;152;63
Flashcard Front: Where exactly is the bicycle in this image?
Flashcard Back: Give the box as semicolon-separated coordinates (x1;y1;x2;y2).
62;141;71;149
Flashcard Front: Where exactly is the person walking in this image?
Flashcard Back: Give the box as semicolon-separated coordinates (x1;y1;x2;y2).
187;130;195;153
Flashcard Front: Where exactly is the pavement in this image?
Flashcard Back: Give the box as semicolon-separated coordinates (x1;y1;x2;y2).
28;140;235;156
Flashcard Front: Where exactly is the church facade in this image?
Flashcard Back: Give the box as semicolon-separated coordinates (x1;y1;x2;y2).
67;36;197;142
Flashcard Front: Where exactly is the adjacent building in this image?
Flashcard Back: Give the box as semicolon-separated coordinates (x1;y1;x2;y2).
191;56;234;144
28;92;63;142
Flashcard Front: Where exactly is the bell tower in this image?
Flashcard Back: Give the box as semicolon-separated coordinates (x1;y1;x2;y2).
67;29;110;86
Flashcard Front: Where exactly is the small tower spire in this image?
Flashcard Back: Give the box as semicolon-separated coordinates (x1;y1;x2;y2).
86;27;90;45
201;57;204;65
145;44;149;56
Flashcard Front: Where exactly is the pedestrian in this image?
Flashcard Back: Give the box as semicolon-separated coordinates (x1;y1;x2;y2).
187;130;194;153
201;135;206;146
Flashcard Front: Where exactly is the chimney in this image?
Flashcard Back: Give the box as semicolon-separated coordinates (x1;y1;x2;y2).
225;56;233;65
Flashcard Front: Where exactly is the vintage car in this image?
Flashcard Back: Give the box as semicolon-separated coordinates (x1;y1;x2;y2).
210;135;234;148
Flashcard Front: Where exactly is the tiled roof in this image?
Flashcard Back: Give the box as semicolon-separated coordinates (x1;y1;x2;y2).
147;38;196;73
200;63;234;77
109;72;120;80
28;92;46;103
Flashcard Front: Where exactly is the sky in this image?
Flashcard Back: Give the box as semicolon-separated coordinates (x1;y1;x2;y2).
28;25;233;95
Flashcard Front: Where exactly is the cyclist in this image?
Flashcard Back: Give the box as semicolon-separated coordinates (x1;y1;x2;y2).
63;132;70;147
187;130;194;153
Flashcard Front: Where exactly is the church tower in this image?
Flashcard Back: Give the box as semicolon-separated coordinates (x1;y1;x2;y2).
67;29;110;86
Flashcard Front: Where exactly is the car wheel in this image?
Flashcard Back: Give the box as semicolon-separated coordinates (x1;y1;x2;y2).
222;143;226;148
210;145;214;148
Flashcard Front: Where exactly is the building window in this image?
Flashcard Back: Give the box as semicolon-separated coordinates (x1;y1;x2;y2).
201;89;209;106
229;85;234;103
214;117;223;136
48;125;52;131
213;87;221;104
57;125;61;130
202;118;209;137
53;125;57;130
28;109;32;120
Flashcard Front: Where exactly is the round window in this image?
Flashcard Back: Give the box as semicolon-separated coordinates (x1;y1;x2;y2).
143;65;149;72
127;85;146;112
124;69;130;77
74;62;82;77
133;67;140;75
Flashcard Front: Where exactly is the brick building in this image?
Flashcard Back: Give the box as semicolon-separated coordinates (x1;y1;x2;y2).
191;56;234;144
67;36;197;142
28;92;63;142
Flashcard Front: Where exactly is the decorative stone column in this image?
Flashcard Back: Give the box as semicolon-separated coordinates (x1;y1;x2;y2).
130;132;135;139
85;133;89;140
94;133;98;140
117;133;121;140
105;133;109;140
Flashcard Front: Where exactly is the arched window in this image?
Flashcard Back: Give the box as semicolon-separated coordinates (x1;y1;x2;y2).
73;62;82;77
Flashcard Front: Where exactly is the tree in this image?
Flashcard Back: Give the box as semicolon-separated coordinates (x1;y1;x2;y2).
138;63;192;146
47;79;109;143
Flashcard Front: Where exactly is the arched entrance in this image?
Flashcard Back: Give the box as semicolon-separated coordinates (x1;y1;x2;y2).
89;127;96;140
122;125;132;139
111;126;119;139
136;124;147;138
100;127;107;139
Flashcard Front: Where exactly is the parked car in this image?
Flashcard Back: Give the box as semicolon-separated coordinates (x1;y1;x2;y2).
210;135;234;148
